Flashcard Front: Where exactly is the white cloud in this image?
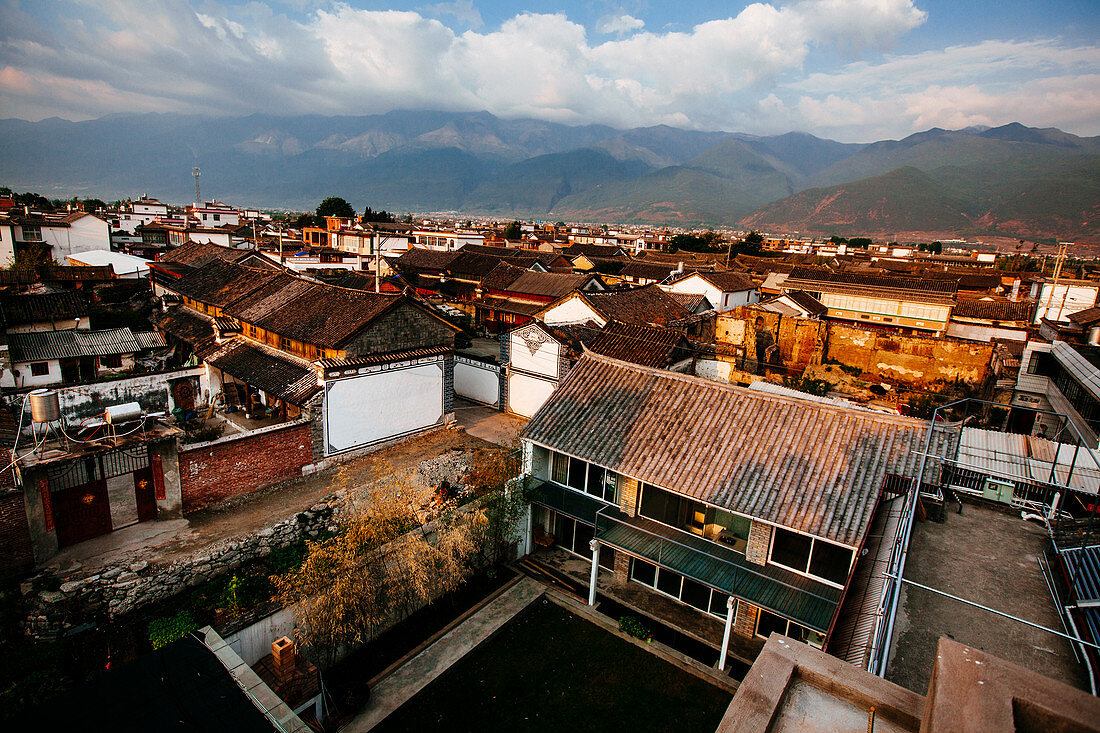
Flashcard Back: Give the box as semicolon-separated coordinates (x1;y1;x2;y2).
596;14;645;35
0;0;1095;141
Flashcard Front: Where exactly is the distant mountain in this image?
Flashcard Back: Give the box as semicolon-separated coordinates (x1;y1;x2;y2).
0;113;1096;240
741;123;1100;241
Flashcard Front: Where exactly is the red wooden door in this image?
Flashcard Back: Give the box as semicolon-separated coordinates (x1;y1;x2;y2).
133;468;157;523
172;379;196;412
53;480;112;547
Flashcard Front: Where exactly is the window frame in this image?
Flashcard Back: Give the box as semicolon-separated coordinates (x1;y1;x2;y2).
30;361;50;377
768;527;854;589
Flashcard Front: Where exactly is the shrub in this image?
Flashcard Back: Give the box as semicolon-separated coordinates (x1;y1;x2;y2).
148;610;200;649
618;615;651;640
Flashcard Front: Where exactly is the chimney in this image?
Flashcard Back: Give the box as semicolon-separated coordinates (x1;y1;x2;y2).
271;637;296;680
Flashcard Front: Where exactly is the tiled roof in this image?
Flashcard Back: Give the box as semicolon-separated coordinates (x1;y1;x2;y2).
561;243;630;259
783;290;828;316
785;267;958;303
686;270;757;292
952;299;1034;322
665;291;712;313
502;269;598;299
393;248;461;271
0;265;114;285
468;296;545;317
587;321;688;368
619;261;683;282
153;307;215;344
8;328;165;362
0;291;88;326
1068;306;1100;327
158;241;249;268
318;345;452;371
197;338;319;406
169;261;281;308
522;352;936;546
582;284;690;326
222;277;403;349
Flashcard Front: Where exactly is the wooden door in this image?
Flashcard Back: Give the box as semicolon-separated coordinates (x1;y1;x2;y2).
53;480;112;547
172;379;195;412
133;468;157;522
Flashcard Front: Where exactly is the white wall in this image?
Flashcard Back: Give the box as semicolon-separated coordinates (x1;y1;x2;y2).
945;322;1028;342
509;327;561;378
0;223;14;266
540;296;604;326
694;359;733;383
323;361;444;454
1034;283;1099;323
507;372;557;418
454;360;500;406
66;216;111;257
4;359;61;388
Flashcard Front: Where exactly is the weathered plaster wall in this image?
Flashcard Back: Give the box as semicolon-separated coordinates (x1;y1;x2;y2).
826;325;993;386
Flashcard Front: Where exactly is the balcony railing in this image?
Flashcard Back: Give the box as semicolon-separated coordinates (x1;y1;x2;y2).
594;505;841;632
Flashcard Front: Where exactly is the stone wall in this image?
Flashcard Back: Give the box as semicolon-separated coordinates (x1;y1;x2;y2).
179;419;313;514
23;499;340;637
826;324;993;386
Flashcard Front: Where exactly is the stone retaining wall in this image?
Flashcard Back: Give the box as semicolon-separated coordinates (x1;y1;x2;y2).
23;497;342;638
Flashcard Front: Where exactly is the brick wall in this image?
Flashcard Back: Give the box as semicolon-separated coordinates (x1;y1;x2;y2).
619;476;640;517
344;302;456;356
0;479;34;582
733;599;759;639
179;420;312;514
746;520;772;565
613;546;631;584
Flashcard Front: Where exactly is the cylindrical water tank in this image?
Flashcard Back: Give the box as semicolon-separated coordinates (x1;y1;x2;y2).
105;402;143;424
28;389;61;423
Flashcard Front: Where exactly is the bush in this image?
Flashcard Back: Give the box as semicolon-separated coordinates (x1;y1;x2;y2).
181;422;225;445
148;610;200;650
618;615;651;640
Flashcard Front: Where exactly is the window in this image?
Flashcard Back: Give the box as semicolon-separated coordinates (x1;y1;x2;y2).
281;337;291;351
630;559;732;620
213;214;220;222
770;527;854;587
639;484;750;551
548;451;617;503
756;610;825;649
546;510;614;569
21;225;41;241
30;361;49;377
100;355;122;368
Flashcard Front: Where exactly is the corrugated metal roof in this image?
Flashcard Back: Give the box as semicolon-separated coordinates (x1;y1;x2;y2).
8;328;165;362
521;351;935;546
956;427;1100;495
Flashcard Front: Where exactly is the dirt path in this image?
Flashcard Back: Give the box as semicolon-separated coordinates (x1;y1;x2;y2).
46;426;493;575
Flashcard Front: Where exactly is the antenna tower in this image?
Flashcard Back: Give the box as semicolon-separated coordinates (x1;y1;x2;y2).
192;166;201;205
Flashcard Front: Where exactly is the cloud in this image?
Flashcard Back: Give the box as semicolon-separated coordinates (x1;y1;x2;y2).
597;13;645;35
419;0;482;29
0;0;1095;141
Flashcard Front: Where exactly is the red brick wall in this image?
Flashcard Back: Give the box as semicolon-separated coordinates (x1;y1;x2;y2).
0;467;34;581
179;421;312;514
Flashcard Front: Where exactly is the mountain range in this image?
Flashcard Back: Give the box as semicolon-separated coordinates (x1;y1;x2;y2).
0;112;1097;242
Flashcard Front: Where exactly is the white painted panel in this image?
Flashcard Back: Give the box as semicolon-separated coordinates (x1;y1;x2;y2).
510;329;561;378
695;359;733;383
324;363;443;454
455;361;499;405
540;297;604;326
507;373;557;418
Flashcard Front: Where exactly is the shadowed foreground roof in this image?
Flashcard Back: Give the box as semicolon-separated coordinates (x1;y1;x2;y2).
521;352;933;546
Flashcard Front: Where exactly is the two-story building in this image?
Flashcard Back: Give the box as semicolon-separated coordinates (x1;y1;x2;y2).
520;353;931;663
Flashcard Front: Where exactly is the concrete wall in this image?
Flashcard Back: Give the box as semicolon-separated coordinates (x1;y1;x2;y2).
826;324;993;386
5;368;204;422
179;419;313;513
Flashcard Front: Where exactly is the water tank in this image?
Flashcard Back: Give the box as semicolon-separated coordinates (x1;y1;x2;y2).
28;389;61;423
1089;326;1100;347
105;402;143;424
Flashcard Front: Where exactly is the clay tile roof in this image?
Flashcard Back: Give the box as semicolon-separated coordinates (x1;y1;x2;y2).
1067;306;1100;327
0;291;88;326
8;328;165;362
159;241;249;269
587;321;688;368
196;338;319;406
952;299;1035;322
583;284;690;326
665;291;711;312
502;269;599;299
784;290;828;316
692;270;757;292
394;248;461;271
153;307;215;344
785;266;957;303
170;261;281;308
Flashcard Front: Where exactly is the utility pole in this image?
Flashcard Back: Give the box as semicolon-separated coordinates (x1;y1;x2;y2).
1044;241;1069;320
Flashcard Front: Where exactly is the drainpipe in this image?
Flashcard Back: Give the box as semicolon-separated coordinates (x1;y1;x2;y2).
718;596;736;671
588;539;600;606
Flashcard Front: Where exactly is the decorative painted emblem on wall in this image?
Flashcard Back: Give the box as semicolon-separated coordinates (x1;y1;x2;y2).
519;326;549;356
82;494;95;505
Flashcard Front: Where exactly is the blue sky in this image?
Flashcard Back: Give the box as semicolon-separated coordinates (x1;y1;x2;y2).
1;0;1097;141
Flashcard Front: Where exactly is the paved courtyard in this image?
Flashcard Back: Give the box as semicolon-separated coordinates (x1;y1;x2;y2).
886;501;1090;694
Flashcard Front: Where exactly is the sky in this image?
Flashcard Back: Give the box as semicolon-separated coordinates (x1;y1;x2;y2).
0;0;1097;142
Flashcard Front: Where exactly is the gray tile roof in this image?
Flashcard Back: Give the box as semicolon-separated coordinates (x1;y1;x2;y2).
196;338;320;405
521;351;935;546
8;328;166;362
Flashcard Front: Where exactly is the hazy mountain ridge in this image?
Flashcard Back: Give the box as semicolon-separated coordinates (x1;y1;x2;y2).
0;112;1095;239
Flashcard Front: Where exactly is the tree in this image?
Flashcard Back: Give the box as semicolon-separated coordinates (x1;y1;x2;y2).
316;196;355;219
293;212;319;229
502;221;522;240
848;237;872;248
738;230;764;255
929;241;943;254
363;206;396;224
